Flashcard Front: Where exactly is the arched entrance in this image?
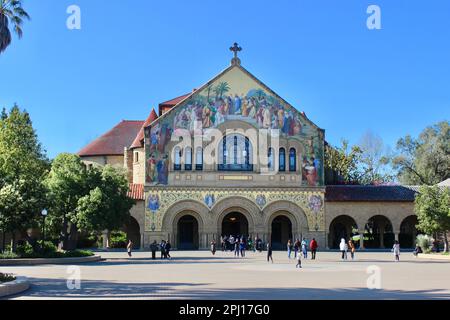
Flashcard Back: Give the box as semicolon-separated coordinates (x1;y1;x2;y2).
271;215;293;250
222;212;249;239
124;216;141;249
328;215;358;249
364;215;394;249
177;215;199;250
400;215;419;248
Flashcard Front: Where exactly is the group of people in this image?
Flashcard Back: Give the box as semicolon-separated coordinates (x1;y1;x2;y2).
219;235;255;258
339;238;357;261
283;238;319;269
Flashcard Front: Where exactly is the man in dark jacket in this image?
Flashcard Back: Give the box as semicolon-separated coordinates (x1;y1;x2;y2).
150;241;158;260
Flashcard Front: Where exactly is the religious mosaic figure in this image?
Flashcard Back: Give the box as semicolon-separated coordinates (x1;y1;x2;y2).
256;194;267;208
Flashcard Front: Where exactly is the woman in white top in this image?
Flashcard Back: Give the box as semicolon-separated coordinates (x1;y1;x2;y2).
393;240;401;262
339;238;348;260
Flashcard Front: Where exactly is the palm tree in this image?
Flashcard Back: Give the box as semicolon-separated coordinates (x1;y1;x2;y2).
0;0;30;54
213;82;230;99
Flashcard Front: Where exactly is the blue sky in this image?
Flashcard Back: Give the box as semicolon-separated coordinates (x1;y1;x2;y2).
1;0;449;158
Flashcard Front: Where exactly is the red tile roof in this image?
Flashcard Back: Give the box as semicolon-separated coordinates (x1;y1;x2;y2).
78;120;144;156
159;93;191;107
130;109;158;149
127;183;145;200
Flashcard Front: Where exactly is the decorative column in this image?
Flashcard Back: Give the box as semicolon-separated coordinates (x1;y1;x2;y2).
379;226;385;249
359;230;365;250
140;233;145;251
102;230;110;250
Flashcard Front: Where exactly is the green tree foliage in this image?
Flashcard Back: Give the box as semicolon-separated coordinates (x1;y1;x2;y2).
0;0;30;54
393;121;450;185
45;153;90;250
46;154;133;250
0;105;49;250
415;186;450;252
324;140;363;184
75;165;134;234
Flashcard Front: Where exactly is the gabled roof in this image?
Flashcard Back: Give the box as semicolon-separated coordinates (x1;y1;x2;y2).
159;93;191;108
325;185;418;202
146;64;324;133
78;120;144;157
130;109;158;149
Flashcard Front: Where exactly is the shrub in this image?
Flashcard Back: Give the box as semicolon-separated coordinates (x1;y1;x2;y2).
110;231;127;248
0;273;16;283
62;250;94;258
416;234;434;253
16;242;35;257
0;251;19;259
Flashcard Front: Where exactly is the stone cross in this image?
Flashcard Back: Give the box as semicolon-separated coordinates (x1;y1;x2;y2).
230;42;242;66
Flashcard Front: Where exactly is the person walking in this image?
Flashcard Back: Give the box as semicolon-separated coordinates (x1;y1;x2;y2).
294;239;300;258
393;240;401;262
160;240;166;259
150;240;158;260
339;238;348;260
127;240;133;258
234;240;240;258
301;238;308;259
348;239;356;260
211;240;217;255
221;236;226;252
310;238;318;260
240;240;246;258
296;250;302;269
267;242;273;263
287;240;292;259
165;241;172;259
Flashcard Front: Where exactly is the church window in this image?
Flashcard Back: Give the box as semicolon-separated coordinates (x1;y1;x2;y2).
196;147;203;171
219;134;253;171
268;148;275;171
289;148;297;172
279;148;286;172
174;147;182;171
185;147;192;171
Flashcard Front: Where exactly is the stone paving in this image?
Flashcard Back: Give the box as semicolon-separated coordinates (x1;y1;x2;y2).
2;250;450;300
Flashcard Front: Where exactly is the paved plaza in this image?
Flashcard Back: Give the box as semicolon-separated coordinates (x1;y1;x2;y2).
2;251;450;300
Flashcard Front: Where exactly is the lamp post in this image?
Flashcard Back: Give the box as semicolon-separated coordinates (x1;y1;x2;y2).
41;209;48;244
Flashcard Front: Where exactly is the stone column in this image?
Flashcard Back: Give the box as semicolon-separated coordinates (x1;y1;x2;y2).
395;232;399;242
359;230;365;250
379;226;385;249
140;233;145;251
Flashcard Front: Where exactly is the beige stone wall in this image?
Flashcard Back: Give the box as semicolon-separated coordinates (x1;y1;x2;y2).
325;201;416;234
81;155;125;169
132;148;146;184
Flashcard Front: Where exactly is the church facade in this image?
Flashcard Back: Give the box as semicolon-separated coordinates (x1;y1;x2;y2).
78;45;418;250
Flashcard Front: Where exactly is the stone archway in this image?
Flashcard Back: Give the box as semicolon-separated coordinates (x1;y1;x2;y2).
270;215;293;250
213;196;258;241
177;215;199;250
400;215;419;248
364;215;395;249
222;212;249;239
124;216;141;249
161;200;208;249
328;215;358;249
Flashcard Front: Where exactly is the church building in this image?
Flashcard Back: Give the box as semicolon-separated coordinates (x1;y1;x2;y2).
78;44;418;250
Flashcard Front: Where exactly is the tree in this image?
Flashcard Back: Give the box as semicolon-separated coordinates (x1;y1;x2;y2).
213;82;230;99
74;165;134;235
415;186;450;253
357;131;394;185
0;0;30;54
45;153;89;250
0;105;49;251
393;121;450;185
324;140;363;185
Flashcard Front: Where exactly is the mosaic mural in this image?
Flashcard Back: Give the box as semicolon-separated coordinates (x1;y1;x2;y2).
145;67;324;186
144;188;325;233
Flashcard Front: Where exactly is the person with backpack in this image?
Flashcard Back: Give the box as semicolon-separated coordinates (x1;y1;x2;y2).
211;240;217;255
160;240;166;259
310;238;318;260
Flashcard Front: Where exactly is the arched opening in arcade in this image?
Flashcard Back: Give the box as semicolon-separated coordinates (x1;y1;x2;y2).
124;216;141;249
271;215;293;250
400;215;419;248
364;215;395;249
328;215;359;249
221;212;249;240
177;215;199;250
